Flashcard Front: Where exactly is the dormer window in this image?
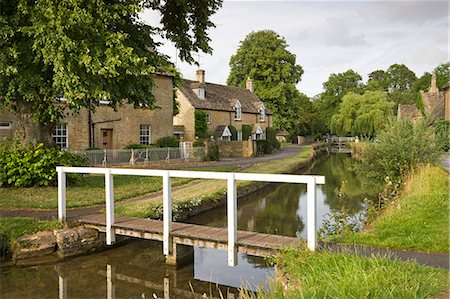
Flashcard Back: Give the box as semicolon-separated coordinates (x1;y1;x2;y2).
234;100;242;120
259;104;265;122
198;87;205;100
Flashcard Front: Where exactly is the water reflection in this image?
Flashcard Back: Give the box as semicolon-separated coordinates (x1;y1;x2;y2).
189;151;377;239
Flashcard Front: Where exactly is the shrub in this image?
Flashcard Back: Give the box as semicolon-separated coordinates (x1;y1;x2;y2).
356;120;442;184
255;139;273;156
435;120;449;152
124;144;157;149
194;110;208;138
193;138;206;147
204;143;219;161
0;142;88;187
266;127;281;150
156;136;179;148
228;125;237;141
242;125;252;140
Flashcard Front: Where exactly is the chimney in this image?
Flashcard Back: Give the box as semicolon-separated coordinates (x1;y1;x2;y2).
246;77;254;93
429;73;439;93
196;69;205;84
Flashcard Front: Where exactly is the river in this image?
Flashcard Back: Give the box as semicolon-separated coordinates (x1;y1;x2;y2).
0;151;377;298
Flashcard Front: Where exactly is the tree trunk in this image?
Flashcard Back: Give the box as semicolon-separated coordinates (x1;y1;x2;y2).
13;102;54;148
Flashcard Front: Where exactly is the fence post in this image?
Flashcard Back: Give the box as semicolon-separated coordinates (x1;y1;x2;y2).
57;168;66;221
102;149;107;167
163;171;172;255
307;177;317;251
105;169;115;245
129;149;135;166
227;173;238;266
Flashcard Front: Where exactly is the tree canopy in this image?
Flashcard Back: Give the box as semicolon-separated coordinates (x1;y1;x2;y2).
330;91;394;138
0;0;222;145
314;69;363;130
414;62;450;92
226;30;306;133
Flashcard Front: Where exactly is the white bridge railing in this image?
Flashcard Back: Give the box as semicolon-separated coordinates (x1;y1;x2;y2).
56;167;325;267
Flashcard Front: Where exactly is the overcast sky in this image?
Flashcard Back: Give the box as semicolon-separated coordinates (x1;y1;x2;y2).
141;0;449;97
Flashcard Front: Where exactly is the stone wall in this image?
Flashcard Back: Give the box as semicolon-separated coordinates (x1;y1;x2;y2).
173;91;196;141
445;86;450;121
216;139;254;158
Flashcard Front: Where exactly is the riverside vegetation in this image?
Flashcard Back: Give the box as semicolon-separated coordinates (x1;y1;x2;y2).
253;119;449;298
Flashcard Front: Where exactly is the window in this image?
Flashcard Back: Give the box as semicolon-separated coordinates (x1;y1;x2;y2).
53;123;68;149
234;100;242;120
206;113;211;124
140;125;151;145
237;131;243;141
259;104;265;122
198;87;205;100
0;122;11;129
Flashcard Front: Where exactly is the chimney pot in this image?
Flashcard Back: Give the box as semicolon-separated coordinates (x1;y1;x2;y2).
246;77;254;93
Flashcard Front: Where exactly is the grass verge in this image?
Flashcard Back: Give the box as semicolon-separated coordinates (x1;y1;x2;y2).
116;146;316;218
0;166;239;210
246;248;449;299
328;165;449;253
0;217;61;256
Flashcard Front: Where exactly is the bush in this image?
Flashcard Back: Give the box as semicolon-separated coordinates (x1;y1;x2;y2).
156;136;179;148
435;120;449;152
255;139;273;156
193;138;206;147
204;143;219;161
242;125;252;140
266;127;281;150
194;110;208;138
124;144;157;149
0;142;89;187
356;120;442;184
229;125;237;141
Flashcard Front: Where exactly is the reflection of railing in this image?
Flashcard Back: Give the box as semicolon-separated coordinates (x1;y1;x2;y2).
325;136;359;143
71;147;206;166
56;167;325;267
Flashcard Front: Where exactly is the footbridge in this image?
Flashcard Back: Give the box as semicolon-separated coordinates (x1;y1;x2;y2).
56;167;325;267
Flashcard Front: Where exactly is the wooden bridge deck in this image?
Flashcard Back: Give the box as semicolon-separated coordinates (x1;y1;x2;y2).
79;214;304;257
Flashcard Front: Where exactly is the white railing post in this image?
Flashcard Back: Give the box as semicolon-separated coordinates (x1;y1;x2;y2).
163;171;172;255
106;264;115;299
57;168;66;221
105;169;115;245
307;177;317;251
58;276;67;299
227;173;238;266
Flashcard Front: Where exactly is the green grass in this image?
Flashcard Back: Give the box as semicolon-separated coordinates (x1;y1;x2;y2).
329;165;449;253
116;146;316;218
0;217;61;255
249;248;449;299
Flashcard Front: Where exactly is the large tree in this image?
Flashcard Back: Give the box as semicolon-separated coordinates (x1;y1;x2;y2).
0;0;222;146
414;62;450;92
314;69;363;130
330;91;394;138
226;30;305;132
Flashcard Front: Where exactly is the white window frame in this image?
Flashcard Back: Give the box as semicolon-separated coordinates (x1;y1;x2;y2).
234;100;242;121
140;125;151;145
198;87;205;100
53;123;68;149
0;122;11;129
259;104;266;122
206;112;211;124
237;131;243;141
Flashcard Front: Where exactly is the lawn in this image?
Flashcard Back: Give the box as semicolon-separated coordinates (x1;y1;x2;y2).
247;248;449;299
328;165;449;253
115;146;315;218
0;217;61;256
0;166;240;210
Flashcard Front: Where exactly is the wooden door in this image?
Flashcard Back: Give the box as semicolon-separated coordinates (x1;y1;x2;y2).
101;129;113;149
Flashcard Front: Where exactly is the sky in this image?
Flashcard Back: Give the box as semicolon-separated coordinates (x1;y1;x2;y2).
141;0;449;97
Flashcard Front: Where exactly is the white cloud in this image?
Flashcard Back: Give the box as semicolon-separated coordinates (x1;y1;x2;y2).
141;0;449;96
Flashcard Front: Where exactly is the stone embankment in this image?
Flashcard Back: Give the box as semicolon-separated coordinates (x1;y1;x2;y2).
13;226;105;266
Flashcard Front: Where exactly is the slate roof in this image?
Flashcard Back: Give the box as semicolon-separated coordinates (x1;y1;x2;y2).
179;79;273;115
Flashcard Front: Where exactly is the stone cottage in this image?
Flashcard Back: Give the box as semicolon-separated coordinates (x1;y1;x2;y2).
173;70;273;141
0;73;174;150
398;74;450;122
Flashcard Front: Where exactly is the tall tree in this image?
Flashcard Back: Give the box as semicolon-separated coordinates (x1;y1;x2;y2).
227;30;305;131
0;0;222;146
414;62;450;92
330;91;394;138
315;69;363;130
385;64;417;106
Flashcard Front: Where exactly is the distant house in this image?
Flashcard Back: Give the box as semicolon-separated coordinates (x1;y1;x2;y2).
398;74;450;122
173;70;273;141
0;73;174;150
